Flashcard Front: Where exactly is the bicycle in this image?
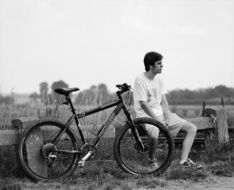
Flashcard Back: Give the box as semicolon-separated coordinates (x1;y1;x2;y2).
18;83;175;181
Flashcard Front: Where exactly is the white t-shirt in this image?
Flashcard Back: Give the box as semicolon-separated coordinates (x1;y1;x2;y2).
133;73;167;117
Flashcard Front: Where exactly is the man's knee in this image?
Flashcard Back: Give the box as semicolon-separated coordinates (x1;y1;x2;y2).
147;127;159;139
182;122;197;134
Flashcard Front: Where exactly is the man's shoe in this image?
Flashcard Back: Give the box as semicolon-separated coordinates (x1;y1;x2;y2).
180;158;203;170
149;159;159;169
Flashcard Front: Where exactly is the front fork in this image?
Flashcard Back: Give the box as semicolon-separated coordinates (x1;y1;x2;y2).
125;121;144;151
121;100;145;151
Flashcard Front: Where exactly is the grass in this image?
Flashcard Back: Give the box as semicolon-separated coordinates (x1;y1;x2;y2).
0;178;22;190
0;142;233;189
165;160;208;181
136;177;167;187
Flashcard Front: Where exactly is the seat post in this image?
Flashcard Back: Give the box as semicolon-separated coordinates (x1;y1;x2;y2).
66;95;82;136
66;95;76;114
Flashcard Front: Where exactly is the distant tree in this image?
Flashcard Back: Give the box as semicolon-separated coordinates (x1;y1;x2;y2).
39;81;49;105
97;83;109;104
167;85;234;105
29;92;40;103
51;80;69;104
214;85;233;98
75;91;84;105
30;92;39;98
75;87;98;105
75;83;112;105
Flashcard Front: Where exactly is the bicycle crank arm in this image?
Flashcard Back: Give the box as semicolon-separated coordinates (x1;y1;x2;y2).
55;149;81;154
78;151;94;168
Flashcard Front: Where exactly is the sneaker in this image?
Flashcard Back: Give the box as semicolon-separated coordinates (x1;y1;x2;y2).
180;158;203;170
149;159;159;169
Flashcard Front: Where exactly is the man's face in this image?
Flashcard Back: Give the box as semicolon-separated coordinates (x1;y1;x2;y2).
151;60;163;74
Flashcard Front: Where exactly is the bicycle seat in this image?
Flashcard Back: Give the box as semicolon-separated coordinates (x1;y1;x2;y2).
54;87;79;96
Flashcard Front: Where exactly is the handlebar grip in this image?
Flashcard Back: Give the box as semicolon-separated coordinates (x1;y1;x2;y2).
116;83;131;92
116;84;122;88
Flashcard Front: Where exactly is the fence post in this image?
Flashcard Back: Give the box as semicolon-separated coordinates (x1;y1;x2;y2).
12;117;38;135
215;108;230;145
12;117;48;177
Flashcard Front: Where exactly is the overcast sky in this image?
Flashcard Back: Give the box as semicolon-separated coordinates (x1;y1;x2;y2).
0;0;234;94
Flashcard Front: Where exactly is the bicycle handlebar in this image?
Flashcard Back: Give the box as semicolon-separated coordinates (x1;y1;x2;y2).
116;83;131;93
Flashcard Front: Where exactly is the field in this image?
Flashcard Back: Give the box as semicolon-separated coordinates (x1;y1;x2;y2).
0;103;234;189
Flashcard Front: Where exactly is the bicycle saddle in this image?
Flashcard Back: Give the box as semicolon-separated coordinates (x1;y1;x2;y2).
54;87;79;96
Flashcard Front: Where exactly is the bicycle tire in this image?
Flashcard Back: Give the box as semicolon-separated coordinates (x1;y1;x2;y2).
18;120;80;181
114;117;174;176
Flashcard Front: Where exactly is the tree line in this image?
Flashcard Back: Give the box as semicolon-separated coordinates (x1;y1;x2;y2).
35;81;234;106
0;81;233;105
30;80;116;105
166;85;234;105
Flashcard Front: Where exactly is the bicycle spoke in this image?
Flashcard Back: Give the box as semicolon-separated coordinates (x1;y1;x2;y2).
19;120;79;180
114;118;174;175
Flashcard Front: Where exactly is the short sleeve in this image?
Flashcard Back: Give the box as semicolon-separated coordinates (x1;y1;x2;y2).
133;77;147;101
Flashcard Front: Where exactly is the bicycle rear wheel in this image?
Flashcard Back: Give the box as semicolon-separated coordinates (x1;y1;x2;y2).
114;117;174;176
18;120;79;181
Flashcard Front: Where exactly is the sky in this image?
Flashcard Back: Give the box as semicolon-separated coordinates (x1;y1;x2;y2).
0;0;234;95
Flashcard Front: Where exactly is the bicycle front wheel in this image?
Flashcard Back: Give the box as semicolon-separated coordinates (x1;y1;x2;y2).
18;120;79;181
114;117;174;176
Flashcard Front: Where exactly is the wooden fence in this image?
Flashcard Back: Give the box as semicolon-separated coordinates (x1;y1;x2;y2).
0;107;233;178
0;108;232;147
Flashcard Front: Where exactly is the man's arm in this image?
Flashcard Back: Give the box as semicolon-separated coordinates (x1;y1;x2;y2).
139;101;161;121
161;94;171;119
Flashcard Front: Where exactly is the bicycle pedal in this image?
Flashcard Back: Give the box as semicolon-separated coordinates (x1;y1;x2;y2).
78;160;85;168
49;154;57;159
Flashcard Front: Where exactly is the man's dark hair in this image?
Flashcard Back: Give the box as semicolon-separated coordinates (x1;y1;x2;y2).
144;51;163;71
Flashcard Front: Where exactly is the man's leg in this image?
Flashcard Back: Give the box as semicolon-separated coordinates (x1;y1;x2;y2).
145;124;159;161
148;136;157;161
180;121;197;163
166;113;202;168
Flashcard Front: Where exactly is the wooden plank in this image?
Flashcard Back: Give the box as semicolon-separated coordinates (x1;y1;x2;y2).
187;117;214;130
0;124;116;146
0;116;232;146
174;137;205;144
0;129;19;146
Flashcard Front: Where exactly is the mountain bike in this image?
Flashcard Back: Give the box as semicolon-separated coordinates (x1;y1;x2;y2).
18;83;174;181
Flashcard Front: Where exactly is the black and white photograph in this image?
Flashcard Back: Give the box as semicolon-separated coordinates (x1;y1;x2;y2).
0;0;234;189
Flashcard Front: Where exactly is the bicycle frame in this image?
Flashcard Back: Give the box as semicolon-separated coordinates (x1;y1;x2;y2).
17;84;174;181
58;91;137;150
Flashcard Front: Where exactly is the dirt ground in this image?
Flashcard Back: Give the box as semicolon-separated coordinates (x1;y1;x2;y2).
15;175;234;190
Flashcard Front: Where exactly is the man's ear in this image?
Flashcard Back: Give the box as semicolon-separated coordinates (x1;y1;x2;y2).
149;64;155;69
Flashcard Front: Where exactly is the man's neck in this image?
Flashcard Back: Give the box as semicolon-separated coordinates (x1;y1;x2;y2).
144;71;156;80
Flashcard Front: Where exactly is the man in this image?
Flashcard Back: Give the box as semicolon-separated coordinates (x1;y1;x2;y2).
133;51;202;169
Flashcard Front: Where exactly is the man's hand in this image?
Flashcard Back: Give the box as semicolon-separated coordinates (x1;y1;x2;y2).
139;101;160;120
